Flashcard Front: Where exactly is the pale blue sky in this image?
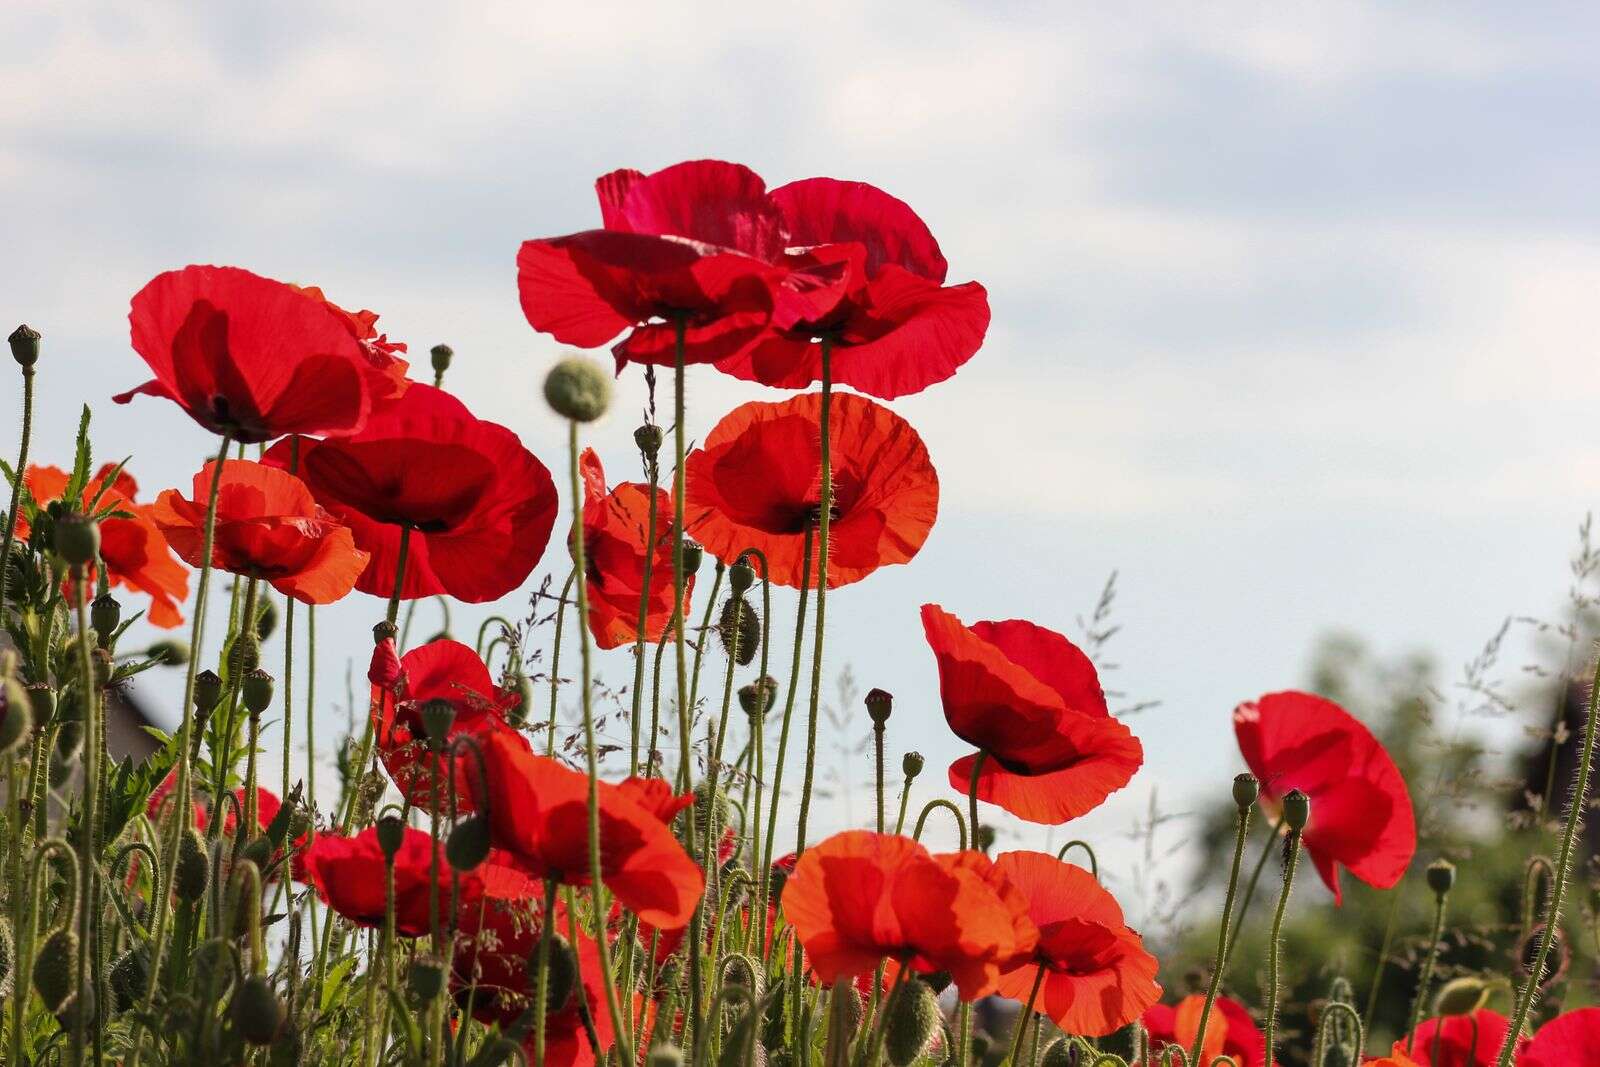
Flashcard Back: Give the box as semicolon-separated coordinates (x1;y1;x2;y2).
4;2;1598;927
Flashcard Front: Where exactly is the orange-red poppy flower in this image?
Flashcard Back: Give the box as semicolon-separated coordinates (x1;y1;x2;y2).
375;638;523;814
473;731;704;929
150;459;368;605
303;824;455;937
714;177;990;400
1523;1007;1600;1067
14;464;189;628
291;284;411;406
992;851;1160;1037
115;265;377;442
685;391;938;589
1234;691;1416;903
1394;1009;1519;1067
578;449;690;649
922;605;1142;824
1143;995;1265;1067
264;385;557;604
780;830;1037;1001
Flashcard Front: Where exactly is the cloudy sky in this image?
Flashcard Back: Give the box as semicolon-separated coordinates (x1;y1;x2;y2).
4;2;1598;920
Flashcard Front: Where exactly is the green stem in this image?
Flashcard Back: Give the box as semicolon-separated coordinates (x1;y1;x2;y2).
338;524;410;834
1263;829;1303;1067
1364;884;1405;1036
71;568;100;1063
685;561;725;731
1221;815;1284;967
546;568;576;757
758;525;814;936
1006;966;1047;1067
874;722;885;834
1191;803;1254;1063
793;338;834;862
0;364;34;623
531;877;559;1066
967;750;987;850
630;435;661;777
1404;890;1449;1053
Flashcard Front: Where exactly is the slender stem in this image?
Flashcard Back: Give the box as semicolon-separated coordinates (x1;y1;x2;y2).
874;722;885;834
1263;829;1303;1067
530;877;559;1066
1007;966;1047;1067
686;562;725;729
1405;890;1450;1053
1364;884;1405;1035
760;528;813;884
281;436;300;804
1221;815;1284;966
630;434;661;777
0;364;34;622
793;338;834;862
967;751;988;850
893;772;913;836
1191;803;1254;1061
1498;653;1600;1065
71;567;100;1063
546;568;576;757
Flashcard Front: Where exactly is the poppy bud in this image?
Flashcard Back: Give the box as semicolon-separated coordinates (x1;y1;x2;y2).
54;719;83;762
8;324;40;368
255;596;278;642
91;594;121;645
242;668;275;716
865;688;893;726
1427;859;1457;898
721;952;763;995
53;512;99;567
768;864;789;901
430;343;454;376
884;977;939;1066
1281;788;1310;832
375;814;406;861
718;594;760;666
537;932;579;1014
1041;1038;1071;1067
647;1047;686;1067
544;356;612;423
419;698;457;746
175;827;210;901
728;560;756;595
635;423;663;458
148;638;190;667
25;683;54;722
921;970;952;995
447;815;491;871
194;669;224;715
686;783;729;849
0;918;12;998
1233;772;1260;811
677;540;702;575
226;632;260;676
89;646;113;688
33;927;78;1014
0;676;33;755
408;954;447;1004
974;824;995;853
738;676;777;719
509;672;534;727
1433;975;1491;1017
368;636;402;689
902;751;924;780
232;973;284;1045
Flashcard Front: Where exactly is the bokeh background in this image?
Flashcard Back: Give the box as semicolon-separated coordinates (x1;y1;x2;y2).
4;2;1599;963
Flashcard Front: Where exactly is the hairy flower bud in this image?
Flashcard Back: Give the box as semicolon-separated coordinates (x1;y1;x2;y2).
375;814;406;861
1427;858;1457;898
647;1047;686;1067
419;698;457;747
54;719;84;762
634;423;663;458
738;676;778;719
109;946;149;1011
226;631;260;676
447;815;491;872
1233;772;1260;811
865;688;893;726
728;560;756;595
544;356;612;422
408;954;447;1004
718;594;760;666
1433;974;1490;1017
677;540;702;575
1282;788;1310;832
255;596;278;642
143;637;188;668
539;933;578;1014
175;828;210;901
8;324;41;368
53;512;99;568
884;977;940;1066
33;928;78;1014
91;594;121;645
430;343;454;376
0;676;33;755
232;973;284;1045
1041;1038;1072;1067
902;751;924;780
242;668;275;716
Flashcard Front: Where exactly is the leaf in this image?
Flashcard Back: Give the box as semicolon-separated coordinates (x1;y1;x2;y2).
86;456;131;512
66;404;94;502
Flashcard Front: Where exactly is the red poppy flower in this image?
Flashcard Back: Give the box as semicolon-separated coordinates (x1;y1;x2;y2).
1394;1009;1519;1067
452;866;615;1067
1142;995;1265;1067
375;638;523;814
518;160;782;370
115;265;377;442
922;605;1142;824
291;284;411;404
1234;691;1417;903
263;385;557;604
303;824;456;937
685;392;938;589
991;851;1160;1037
578;449;691;649
1523;1007;1600;1067
150;459;368;605
14;464;189;628
473;730;704;929
780;830;1038;1001
712;178;990;400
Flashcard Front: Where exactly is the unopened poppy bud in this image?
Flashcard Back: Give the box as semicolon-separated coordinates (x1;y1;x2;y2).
768;864;789;901
970;1032;992;1063
0;676;33;755
509;673;534;727
89;646;113;688
902;751;924;780
175;828;210;901
921;970;951;995
544;356;612;423
538;932;579;1013
54;720;83;762
109;947;149;1011
8;324;40;368
865;688;893;725
375;814;406;860
91;594;121;645
25;683;54;721
884;977;939;1066
368;636;402;689
974;824;995;853
677;540;702;575
255;597;278;642
430;343;454;376
53;512;99;567
647;1047;686;1067
1282;788;1310;832
147;638;189;667
634;423;663;458
419;698;457;746
194;669;224;715
1434;974;1490;1017
447;815;491;871
33;928;78;1014
242;668;275;716
408;954;447;1004
728;560;756;594
718;594;760;666
226;632;260;676
1233;772;1260;811
738;676;777;719
1040;1038;1071;1067
232;973;284;1045
1427;859;1457;898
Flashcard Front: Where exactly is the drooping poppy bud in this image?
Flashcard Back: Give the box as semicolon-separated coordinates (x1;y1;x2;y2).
408;954;447;1005
0;676;33;755
544;356;612;423
885;977;940;1066
446;816;491;872
54;719;83;762
8;324;40;368
865;688;893;726
255;596;278;642
226;631;260;676
1041;1038;1071;1067
1433;975;1491;1017
231;973;284;1045
375;814;406;861
175;828;210;901
1233;772;1260;811
718;594;759;666
368;634;402;690
538;932;579;1014
110;947;149;1012
33;927;78;1014
53;512;99;568
739;676;777;719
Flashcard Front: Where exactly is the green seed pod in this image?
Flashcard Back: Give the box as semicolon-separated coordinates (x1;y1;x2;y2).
231;973;284;1045
865;688;893;726
538;932;578;1014
110;947;150;1011
885;977;940;1066
646;1046;686;1067
91;593;121;645
0;675;34;755
831;982;864;1042
430;343;454;376
52;512;99;567
1427;858;1457;898
33;927;78;1014
1434;974;1491;1017
1282;788;1311;832
447;815;491;872
194;669;224;715
1233;772;1260;811
543;355;612;422
175;827;210;901
677;540;703;575
408;954;447;1005
718;594;760;666
8;324;41;368
634;423;663;459
1041;1037;1072;1067
376;814;406;860
54;719;84;761
728;560;756;595
255;596;278;642
242;668;275;716
419;697;457;746
0;918;13;998
902;751;925;779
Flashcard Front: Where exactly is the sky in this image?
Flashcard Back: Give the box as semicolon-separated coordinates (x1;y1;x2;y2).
4;2;1600;927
